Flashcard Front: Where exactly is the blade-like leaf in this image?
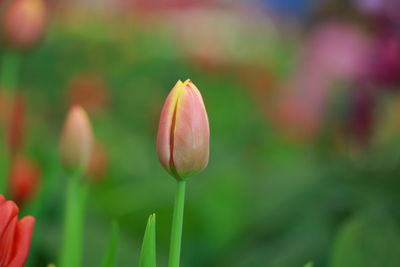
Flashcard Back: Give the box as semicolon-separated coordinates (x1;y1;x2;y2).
303;262;314;267
101;221;119;267
139;214;157;267
329;210;400;267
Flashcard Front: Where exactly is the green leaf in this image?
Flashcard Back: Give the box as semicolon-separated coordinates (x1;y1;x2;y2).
101;221;119;267
139;214;157;267
329;210;400;267
303;262;314;267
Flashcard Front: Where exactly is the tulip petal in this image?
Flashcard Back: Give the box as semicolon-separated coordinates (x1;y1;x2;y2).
157;80;186;173
7;216;35;267
0;200;19;241
172;81;209;178
60;105;93;169
0;217;17;266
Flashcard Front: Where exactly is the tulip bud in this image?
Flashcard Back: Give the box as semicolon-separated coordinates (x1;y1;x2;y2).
60;106;93;171
2;0;48;49
157;79;209;180
0;194;35;266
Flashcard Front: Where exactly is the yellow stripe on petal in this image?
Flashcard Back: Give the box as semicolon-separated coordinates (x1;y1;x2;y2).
156;80;187;174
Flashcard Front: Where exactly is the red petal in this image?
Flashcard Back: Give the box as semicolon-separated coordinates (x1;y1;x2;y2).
0;200;19;241
0;217;17;266
7;216;35;267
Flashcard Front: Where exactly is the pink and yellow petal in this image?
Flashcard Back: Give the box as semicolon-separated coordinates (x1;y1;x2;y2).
172;83;210;178
157;80;186;172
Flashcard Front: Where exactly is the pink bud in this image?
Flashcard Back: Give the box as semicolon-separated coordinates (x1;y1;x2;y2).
157;79;209;180
2;0;48;49
60;106;93;171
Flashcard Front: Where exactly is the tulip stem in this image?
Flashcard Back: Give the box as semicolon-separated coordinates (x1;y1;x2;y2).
168;180;186;267
0;50;21;195
0;49;21;95
59;169;87;267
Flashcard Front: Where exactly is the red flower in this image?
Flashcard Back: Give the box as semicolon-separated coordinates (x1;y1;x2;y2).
0;194;35;267
87;141;109;181
2;0;48;50
7;95;25;156
9;155;41;205
67;74;109;114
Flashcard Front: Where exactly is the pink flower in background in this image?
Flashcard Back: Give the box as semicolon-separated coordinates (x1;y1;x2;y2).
304;21;371;82
368;30;400;86
157;80;209;179
2;0;48;49
60;105;93;171
9;155;41;205
271;21;372;142
0;194;35;266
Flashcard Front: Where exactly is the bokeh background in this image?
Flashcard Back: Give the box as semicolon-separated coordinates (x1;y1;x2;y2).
1;0;400;266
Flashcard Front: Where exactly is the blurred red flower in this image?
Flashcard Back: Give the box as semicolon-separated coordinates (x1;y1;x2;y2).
87;141;109;181
67;74;109;114
7;95;25;156
0;92;12;125
369;30;400;86
0;194;35;266
9;155;41;205
2;0;48;49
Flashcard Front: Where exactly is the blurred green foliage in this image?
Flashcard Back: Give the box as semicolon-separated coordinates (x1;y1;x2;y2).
1;12;400;267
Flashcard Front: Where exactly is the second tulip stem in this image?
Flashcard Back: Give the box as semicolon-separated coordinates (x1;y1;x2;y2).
0;49;21;94
168;180;186;267
59;169;87;267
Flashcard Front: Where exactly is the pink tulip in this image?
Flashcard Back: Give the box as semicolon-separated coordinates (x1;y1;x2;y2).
60;106;93;171
2;0;48;49
157;79;209;179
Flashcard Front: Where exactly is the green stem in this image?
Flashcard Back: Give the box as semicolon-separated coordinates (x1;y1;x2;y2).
0;150;9;195
59;170;88;267
0;49;21;94
168;180;186;267
0;50;21;195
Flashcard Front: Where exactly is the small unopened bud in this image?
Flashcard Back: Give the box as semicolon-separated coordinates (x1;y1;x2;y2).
60;106;93;171
157;79;210;180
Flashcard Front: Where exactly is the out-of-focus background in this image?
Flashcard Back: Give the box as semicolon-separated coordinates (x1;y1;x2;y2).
1;0;400;266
